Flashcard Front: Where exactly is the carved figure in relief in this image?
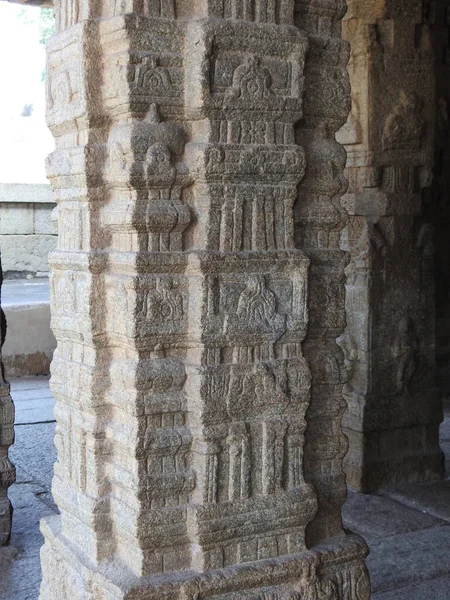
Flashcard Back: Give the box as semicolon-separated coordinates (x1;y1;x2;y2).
392;317;418;395
227;363;288;417
49;71;72;111
227;276;284;335
225;56;274;103
354;223;387;263
336;332;358;383
382;91;425;151
205;440;222;503
147;142;176;185
143;279;184;323
286;359;310;398
286;421;305;489
238;276;276;322
227;422;251;500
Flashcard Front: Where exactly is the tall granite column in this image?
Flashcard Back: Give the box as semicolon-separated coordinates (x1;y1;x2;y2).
0;253;15;545
40;1;369;598
337;0;444;491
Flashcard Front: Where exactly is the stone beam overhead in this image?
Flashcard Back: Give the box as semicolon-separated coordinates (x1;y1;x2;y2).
39;1;369;598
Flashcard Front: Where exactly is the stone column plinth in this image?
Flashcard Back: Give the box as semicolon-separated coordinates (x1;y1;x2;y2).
40;1;369;598
338;0;444;491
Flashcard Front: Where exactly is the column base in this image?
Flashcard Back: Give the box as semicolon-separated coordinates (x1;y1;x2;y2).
40;515;370;600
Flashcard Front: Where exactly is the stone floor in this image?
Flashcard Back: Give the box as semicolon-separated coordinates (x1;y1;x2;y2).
0;377;57;600
1;378;450;599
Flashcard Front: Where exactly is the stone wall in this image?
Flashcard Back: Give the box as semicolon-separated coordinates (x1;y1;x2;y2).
338;0;444;491
39;1;370;598
0;183;56;277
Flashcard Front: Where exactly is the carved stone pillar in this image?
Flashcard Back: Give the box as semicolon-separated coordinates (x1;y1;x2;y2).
338;0;444;491
40;1;369;598
0;253;15;546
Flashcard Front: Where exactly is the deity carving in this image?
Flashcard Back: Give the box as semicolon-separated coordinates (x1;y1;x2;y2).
336;332;359;393
227;363;285;416
382;91;425;151
392;317;418;395
226;276;284;335
227;422;252;500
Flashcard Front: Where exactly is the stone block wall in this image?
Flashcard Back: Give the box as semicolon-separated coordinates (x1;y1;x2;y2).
0;183;57;277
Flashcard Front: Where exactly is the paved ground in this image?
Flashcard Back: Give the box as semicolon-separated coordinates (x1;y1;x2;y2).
0;377;57;600
2;279;51;307
1;377;450;599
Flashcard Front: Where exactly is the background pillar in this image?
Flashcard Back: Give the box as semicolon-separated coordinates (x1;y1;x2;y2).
338;0;444;491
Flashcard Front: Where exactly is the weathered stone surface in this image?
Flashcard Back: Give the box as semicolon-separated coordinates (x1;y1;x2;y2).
1;235;56;276
367;526;450;594
373;577;450;600
338;0;443;492
34;205;56;236
0;184;53;205
0;253;15;546
342;490;444;540
0;482;58;600
10;422;56;491
0;204;35;235
39;0;369;598
2;303;55;377
381;480;450;523
0;184;57;276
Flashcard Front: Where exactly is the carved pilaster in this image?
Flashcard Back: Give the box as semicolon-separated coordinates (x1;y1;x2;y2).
338;0;443;491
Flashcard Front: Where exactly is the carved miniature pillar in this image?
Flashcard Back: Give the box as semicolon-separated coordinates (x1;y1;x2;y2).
40;1;369;598
338;0;444;491
0;253;15;546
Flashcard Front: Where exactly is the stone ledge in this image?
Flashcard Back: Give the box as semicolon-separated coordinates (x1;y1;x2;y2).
0;183;53;204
